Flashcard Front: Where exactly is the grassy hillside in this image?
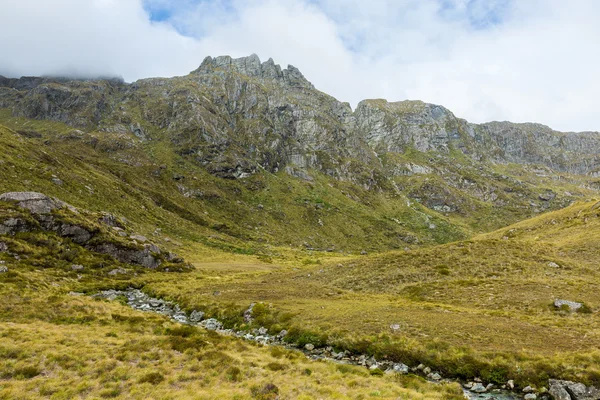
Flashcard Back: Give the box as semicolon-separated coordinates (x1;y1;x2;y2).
126;201;600;388
2;110;600;397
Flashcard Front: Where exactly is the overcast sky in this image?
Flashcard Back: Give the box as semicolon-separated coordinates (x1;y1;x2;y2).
1;0;598;132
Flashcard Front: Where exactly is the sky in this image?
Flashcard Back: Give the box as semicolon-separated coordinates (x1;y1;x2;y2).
0;0;599;132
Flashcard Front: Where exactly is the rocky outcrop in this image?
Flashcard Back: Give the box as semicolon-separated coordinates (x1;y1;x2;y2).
0;192;73;214
1;55;599;205
0;192;183;269
194;54;315;89
88;242;161;269
549;379;600;400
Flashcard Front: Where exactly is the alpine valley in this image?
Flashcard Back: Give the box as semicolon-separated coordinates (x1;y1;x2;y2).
0;55;599;400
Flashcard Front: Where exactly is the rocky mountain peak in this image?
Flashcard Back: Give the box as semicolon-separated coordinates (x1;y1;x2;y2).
193;54;314;89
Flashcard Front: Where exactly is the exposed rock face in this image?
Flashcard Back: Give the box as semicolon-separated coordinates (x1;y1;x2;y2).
0;192;182;269
0;192;68;214
89;243;161;269
1;54;599;221
2;54;598;182
353;99;600;175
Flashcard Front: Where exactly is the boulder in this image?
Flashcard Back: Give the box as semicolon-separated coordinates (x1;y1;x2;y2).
304;343;315;351
0;242;7;252
428;372;442;381
71;264;84;271
392;363;409;374
549;379;600;400
108;268;128;276
130;234;148;243
0;217;34;235
0;265;7;273
199;318;222;331
471;383;487;393
189;310;205;323
59;224;92;244
525;394;537;400
0;192;70;214
539;191;556;201
554;299;583;312
89;243;161;269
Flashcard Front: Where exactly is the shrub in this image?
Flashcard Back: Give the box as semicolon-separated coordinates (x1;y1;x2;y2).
266;362;287;371
138;371;165;385
226;366;242;382
14;365;41;379
251;383;279;400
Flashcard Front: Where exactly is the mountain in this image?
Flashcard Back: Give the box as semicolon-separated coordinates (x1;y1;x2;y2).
0;54;598;252
1;55;600;398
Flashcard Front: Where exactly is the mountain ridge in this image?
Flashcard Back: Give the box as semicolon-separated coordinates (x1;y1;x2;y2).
0;53;599;251
1;53;599;178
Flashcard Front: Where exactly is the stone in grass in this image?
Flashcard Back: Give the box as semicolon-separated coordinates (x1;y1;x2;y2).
392;363;409;374
471;383;488;393
0;242;7;252
304;343;315;351
108;268;128;276
0;265;7;273
199;318;222;331
189;310;205;323
524;394;537;400
71;264;84;271
428;372;442;381
554;299;583;312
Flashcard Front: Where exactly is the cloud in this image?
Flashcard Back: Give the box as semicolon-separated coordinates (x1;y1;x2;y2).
0;0;599;132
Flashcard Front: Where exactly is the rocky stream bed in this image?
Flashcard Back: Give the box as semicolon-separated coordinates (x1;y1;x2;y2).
92;289;599;400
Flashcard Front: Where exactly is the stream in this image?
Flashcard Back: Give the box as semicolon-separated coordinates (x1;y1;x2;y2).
93;288;526;400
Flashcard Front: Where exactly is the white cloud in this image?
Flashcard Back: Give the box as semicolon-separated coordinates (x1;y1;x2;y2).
0;0;599;132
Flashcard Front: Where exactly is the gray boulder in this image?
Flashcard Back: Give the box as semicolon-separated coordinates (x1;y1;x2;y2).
554;299;583;312
392;363;409;374
471;383;488;393
108;268;128;276
549;380;600;400
199;318;222;331
189;310;205;323
0;242;7;252
0;217;33;235
71;264;84;271
0;192;70;214
59;224;92;244
0;265;7;273
89;243;161;269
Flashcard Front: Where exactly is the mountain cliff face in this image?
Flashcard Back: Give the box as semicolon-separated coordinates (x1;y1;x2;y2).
0;54;598;249
2;54;599;179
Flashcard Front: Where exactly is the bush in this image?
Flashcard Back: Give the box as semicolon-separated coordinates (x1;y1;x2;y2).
14;365;41;379
266;362;287;371
251;383;279;400
226;366;242;382
138;371;164;385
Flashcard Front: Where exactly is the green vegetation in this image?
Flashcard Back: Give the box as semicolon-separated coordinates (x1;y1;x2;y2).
1;99;600;398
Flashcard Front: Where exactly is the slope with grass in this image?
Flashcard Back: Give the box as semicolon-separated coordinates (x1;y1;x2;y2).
2;54;600;398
